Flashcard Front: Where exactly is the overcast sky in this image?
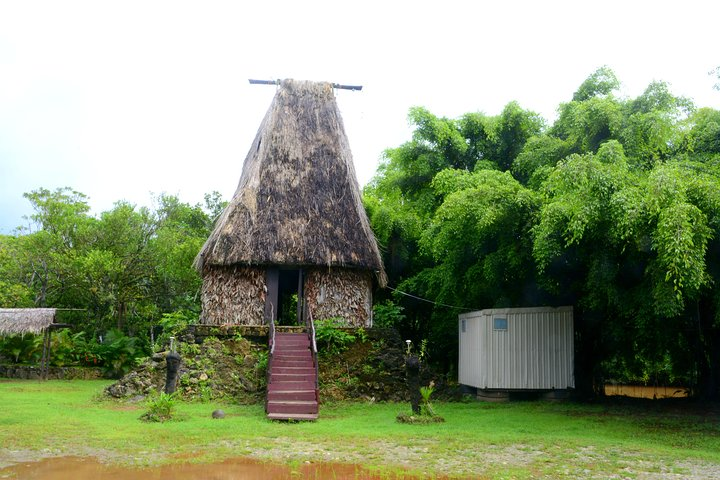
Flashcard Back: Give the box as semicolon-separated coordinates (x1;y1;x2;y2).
1;0;719;233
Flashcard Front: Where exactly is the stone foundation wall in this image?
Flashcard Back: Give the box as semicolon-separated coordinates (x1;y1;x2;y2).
0;364;104;380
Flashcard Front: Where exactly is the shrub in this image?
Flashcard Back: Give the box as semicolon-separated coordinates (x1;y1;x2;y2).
141;392;177;422
372;300;405;329
155;310;195;350
93;329;141;378
0;334;43;363
50;330;87;367
397;381;445;424
255;350;268;374
314;318;356;355
198;385;213;403
420;381;436;417
0;328;144;376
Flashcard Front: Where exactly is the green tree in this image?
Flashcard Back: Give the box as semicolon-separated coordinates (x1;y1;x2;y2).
6;188;219;345
533;144;720;396
366;68;720;398
512;135;570;187
17;188;94;307
0;235;34;307
620;81;693;168
80;202;158;334
422;168;540;309
22;187;92;247
552;96;624;154
684;108;720;158
572;66;620;102
488;101;544;171
149;194;212;313
364;102;542;367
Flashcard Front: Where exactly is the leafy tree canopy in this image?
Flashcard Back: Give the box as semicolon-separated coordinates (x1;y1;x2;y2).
0;188;223;343
365;67;720;397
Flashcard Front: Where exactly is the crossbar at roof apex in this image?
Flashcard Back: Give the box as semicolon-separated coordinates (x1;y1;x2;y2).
248;79;362;91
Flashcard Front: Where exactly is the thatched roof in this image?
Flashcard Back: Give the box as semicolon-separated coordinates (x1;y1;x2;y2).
195;79;386;286
0;308;57;336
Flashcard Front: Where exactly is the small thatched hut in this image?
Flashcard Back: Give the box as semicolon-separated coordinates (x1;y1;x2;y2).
194;79;386;328
0;308;57;336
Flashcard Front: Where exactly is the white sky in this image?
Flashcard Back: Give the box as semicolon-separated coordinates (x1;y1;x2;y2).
1;0;719;233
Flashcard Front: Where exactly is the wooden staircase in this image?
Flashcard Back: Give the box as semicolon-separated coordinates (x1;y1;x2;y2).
266;332;319;421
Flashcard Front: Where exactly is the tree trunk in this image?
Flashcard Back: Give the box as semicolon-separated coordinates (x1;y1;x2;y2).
574;308;603;398
116;301;125;331
697;297;719;400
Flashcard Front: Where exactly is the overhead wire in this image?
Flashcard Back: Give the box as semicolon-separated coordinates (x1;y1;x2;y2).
385;285;474;311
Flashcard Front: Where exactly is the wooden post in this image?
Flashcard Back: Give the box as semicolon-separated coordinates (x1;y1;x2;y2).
265;269;279;324
297;269;304;326
40;328;51;380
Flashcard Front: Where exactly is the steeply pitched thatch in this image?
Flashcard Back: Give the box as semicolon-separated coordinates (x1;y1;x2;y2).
0;308;57;336
195;79;386;286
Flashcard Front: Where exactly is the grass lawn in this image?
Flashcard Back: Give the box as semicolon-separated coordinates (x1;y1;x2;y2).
0;379;719;479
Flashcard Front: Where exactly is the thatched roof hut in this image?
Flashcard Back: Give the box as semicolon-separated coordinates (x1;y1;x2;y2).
0;308;57;336
195;79;385;327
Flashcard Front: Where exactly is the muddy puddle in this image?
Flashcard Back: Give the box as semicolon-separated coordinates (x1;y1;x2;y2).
0;456;440;479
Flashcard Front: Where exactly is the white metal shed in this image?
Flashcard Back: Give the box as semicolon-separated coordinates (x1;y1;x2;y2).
459;306;574;390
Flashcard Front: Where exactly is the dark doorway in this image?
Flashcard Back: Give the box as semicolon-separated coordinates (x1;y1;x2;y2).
265;268;304;326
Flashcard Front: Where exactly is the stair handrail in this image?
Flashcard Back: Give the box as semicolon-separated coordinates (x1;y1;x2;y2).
268;303;276;356
308;308;317;356
266;305;275;414
307;307;319;401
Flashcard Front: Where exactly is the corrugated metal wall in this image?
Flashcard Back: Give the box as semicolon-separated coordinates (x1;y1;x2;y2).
459;307;574;390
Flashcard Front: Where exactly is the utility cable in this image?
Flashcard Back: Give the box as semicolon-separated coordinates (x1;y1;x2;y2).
386;285;474;311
